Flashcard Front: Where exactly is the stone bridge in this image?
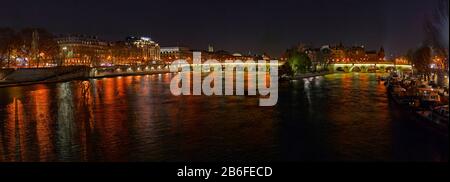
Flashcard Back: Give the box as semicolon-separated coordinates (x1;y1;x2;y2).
90;64;170;78
330;63;412;73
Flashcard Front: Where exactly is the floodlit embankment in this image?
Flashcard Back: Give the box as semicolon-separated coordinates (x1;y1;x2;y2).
0;65;171;87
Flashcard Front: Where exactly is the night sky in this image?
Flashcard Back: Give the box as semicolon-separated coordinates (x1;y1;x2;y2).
0;0;441;57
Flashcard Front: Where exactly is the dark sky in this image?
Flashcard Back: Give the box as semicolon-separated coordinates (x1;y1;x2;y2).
0;0;440;57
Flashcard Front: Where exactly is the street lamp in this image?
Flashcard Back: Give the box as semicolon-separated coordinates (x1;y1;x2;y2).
61;46;68;66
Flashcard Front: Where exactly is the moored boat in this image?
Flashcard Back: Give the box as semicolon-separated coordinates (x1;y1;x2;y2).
385;74;449;136
415;105;449;135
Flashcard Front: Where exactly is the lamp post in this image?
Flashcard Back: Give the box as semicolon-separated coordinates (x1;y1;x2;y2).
61;46;68;67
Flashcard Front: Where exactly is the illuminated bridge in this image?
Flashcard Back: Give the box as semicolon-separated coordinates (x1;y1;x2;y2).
90;62;413;77
90;62;280;78
329;62;412;73
91;64;170;78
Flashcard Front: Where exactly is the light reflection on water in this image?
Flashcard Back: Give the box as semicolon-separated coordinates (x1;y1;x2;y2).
0;73;447;162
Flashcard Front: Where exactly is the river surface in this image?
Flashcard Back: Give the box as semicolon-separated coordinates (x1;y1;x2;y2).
0;73;448;162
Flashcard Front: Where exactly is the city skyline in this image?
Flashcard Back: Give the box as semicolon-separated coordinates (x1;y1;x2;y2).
0;0;440;57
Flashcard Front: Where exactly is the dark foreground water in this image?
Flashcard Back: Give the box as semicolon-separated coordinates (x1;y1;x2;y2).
0;73;448;162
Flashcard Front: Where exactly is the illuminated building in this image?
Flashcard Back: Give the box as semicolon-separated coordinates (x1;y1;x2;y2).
110;41;142;65
160;46;258;64
331;43;347;62
160;47;193;63
56;35;111;66
208;44;214;53
126;36;160;64
394;56;410;65
327;44;385;63
347;46;367;63
365;47;385;62
56;35;161;66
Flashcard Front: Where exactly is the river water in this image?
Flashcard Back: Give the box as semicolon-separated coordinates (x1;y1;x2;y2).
0;73;447;162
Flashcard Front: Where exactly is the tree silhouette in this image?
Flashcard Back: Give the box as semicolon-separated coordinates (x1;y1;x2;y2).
16;28;59;67
0;27;18;67
412;46;432;80
286;48;312;74
425;0;449;60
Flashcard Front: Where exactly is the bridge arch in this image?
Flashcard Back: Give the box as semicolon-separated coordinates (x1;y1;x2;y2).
367;65;377;73
335;67;345;72
385;66;395;72
350;66;361;72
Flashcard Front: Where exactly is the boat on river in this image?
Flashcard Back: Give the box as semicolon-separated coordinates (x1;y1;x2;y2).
385;75;448;136
415;105;449;135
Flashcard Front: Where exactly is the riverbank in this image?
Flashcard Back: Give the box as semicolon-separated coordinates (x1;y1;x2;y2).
0;68;172;88
92;70;171;79
290;71;331;80
0;77;83;88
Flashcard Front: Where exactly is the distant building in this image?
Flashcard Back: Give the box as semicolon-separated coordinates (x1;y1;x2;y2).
160;46;258;64
394;56;410;65
56;35;161;66
56;35;111;66
283;42;389;72
126;36;160;63
203;50;257;62
160;47;192;63
320;43;386;63
378;46;385;61
208;45;214;53
365;50;378;62
330;43;347;62
347;46;366;62
110;41;142;65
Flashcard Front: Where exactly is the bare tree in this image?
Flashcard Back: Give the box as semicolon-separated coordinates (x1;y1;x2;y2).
425;0;449;59
0;27;17;68
424;0;449;86
412;46;432;80
16;28;59;67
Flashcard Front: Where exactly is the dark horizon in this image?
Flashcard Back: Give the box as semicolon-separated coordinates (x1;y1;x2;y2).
0;0;440;57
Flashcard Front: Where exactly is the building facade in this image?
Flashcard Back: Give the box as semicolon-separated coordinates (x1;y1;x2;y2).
56;35;161;66
56;35;111;66
160;45;259;64
160;47;193;63
126;37;160;64
308;44;387;64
